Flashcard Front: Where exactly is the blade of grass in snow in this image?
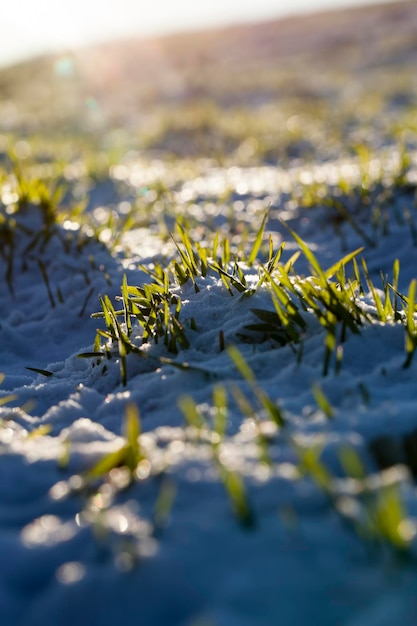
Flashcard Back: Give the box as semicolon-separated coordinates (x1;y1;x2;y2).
178;390;254;526
280;220;327;281
105;296;128;386
77;352;105;359
212;384;228;441
353;257;365;296
222;237;230;266
361;258;386;321
339;447;367;480
209;262;248;294
58;437;71;470
392;258;400;320
124;404;144;471
356;471;416;551
294;441;331;491
228;346;285;427
178;395;205;430
296;440;415;552
247;209;268;266
0;393;17;406
86;405;145;479
323;325;337;376
26;367;53;377
403;279;417;368
153;478;177;532
78;286;95;318
121;274;132;336
324;247;364;280
214;458;255;528
312;384;335;419
27;424;52;439
229;382;273;466
85;447;130;481
38;259;56;308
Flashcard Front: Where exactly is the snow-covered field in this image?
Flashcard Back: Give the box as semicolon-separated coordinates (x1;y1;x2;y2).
2;149;417;626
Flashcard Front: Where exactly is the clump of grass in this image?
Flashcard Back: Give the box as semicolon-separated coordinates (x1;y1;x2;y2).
261;225;367;374
48;404;168;565
89;208;417;388
90;271;190;385
89;216;275;383
367;267;417;368
295;440;416;553
0;158;115;298
176;350;417;551
171;222;207;292
179;387;255;527
171;215;270;297
85;404;146;481
292;143;417;253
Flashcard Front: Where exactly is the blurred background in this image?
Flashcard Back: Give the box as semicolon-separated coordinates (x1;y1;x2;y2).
0;0;396;67
0;0;415;172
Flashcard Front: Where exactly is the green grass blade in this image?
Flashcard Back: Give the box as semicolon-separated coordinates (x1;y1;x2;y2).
213;384;228;440
153;478;177;531
228;345;256;383
228;346;285;426
281;221;327;281
324;247;364;279
38;259;56;308
361;258;385;321
77;351;105;359
215;459;255;527
85;446;128;480
0;394;17;406
404;278;417;368
178;395;205;429
124;404;143;470
26;367;53;377
312;384;334;419
248;210;268;266
122;274;132;335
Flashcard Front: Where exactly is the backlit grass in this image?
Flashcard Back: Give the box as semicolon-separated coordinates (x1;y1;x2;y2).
2;1;417;566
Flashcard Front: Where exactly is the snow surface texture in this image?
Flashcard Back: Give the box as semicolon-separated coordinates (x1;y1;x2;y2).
2;154;417;626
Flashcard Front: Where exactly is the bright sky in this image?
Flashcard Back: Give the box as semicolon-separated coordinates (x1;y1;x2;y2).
0;0;398;67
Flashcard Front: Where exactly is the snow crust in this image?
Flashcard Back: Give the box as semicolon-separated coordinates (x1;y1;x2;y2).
1;156;417;625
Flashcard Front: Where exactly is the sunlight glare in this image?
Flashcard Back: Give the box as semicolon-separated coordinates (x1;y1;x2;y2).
0;0;386;67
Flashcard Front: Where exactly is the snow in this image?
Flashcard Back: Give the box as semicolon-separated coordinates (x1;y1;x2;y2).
1;153;417;625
